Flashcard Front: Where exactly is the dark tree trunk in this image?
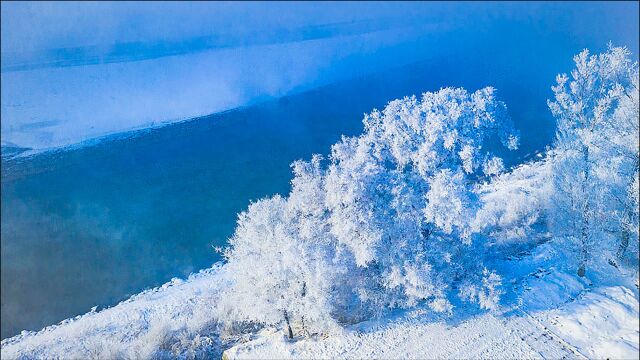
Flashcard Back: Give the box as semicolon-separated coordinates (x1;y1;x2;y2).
283;310;293;339
577;145;590;278
300;282;308;336
616;223;630;260
617;158;638;261
577;203;589;277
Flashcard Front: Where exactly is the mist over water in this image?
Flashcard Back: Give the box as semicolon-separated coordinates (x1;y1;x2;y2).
1;1;638;340
2;2;638;151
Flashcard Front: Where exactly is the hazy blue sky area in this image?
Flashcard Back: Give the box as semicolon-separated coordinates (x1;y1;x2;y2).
1;1;638;339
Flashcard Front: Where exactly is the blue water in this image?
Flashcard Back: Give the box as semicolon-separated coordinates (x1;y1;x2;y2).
2;4;638;339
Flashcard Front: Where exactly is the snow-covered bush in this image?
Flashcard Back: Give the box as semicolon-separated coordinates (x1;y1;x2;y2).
548;45;639;276
459;268;504;311
472;155;553;245
217;87;520;337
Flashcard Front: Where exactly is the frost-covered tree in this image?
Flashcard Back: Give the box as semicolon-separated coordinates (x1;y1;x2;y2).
218;86;520;336
324;87;519;313
217;157;347;338
548;45;639;276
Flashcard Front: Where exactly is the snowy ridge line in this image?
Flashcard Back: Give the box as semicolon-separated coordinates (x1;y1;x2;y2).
0;263;225;348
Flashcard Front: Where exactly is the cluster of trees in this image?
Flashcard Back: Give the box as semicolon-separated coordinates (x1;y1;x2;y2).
215;46;639;338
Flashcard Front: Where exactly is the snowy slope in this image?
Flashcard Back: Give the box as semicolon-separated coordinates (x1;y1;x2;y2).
537;286;640;359
0;264;233;359
223;283;639;359
223;309;586;359
224;264;639;359
2;257;638;360
2;155;638;359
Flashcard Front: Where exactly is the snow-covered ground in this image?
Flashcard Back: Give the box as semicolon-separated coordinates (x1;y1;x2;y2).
2;250;638;360
224;307;592;359
0;264;232;359
538;286;639;359
224;249;639;359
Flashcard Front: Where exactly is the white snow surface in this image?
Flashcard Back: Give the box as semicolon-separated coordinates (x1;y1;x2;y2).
0;264;233;359
2;258;638;360
538;286;640;359
224;284;638;360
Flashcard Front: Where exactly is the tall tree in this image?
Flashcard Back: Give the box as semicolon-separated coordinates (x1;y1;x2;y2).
548;45;639;276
